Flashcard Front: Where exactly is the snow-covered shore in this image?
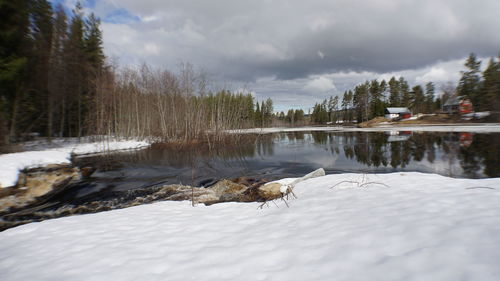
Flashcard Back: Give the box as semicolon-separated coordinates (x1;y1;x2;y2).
233;123;500;134
1;172;499;281
0;138;150;188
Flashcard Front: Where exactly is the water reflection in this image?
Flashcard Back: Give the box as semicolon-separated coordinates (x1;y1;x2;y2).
301;131;499;179
76;131;500;196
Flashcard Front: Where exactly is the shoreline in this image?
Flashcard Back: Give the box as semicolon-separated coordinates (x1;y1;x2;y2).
0;138;150;188
231;123;500;134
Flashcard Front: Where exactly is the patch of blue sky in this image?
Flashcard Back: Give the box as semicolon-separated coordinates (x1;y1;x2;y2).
48;0;139;24
103;8;140;24
49;0;95;8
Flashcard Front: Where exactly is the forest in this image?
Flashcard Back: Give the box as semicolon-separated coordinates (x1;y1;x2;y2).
310;53;500;124
0;0;276;145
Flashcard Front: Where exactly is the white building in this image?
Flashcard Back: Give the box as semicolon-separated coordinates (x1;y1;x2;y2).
384;107;411;120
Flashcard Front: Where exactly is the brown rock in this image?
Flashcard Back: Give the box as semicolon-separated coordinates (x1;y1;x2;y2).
0;164;81;213
209;179;248;197
257;182;283;201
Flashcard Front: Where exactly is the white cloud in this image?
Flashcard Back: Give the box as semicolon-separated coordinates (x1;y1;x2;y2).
144;43;160;55
81;0;499;110
309;16;334;32
416;67;452;84
304;76;336;93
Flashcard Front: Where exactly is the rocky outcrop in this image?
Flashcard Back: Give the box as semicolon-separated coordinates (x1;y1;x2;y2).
0;164;81;213
1;169;327;231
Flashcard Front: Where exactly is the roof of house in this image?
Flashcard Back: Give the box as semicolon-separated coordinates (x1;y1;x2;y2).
385;107;410;114
443;95;461;107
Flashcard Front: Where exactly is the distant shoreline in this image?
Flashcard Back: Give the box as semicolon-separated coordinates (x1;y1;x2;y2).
233;123;500;134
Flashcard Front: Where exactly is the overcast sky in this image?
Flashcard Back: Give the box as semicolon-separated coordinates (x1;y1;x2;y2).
53;0;500;111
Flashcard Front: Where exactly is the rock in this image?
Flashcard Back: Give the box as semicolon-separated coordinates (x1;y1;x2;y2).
257;182;283;200
80;166;96;178
0;164;81;213
257;168;326;201
209;179;248;197
161;185;219;204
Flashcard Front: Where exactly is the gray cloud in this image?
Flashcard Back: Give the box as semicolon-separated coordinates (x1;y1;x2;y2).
88;0;500;109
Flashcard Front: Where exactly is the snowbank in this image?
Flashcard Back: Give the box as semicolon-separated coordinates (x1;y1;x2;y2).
1;172;499;281
233;123;500;134
0;138;150;188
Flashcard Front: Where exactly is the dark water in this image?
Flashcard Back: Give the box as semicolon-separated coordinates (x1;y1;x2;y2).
69;131;500;201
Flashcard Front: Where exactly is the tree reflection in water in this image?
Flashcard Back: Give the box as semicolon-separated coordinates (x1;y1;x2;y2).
304;131;499;178
77;131;500;193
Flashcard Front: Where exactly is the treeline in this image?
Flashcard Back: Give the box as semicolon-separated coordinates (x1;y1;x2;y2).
310;53;500;124
0;1;280;144
456;53;500;112
0;1;105;144
275;109;306;126
311;78;438;124
93;63;273;141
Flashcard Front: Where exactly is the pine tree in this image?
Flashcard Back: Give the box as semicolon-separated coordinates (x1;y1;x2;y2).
388;77;400;106
457;53;482;109
0;0;31;143
369;79;384;118
48;4;68;138
424;82;435;113
294;109;304;123
254;101;261;126
84;13;104;73
286;109;294;124
481;56;500;111
353;82;369;122
410;85;425;114
26;0;54;138
65;2;86;136
341;90;353;122
399;77;411;108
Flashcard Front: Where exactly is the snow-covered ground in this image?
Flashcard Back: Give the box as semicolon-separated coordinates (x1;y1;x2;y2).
233;123;500;134
1;172;499;281
0;138;150;188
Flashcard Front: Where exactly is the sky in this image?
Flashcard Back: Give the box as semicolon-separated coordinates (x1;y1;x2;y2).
51;0;500;112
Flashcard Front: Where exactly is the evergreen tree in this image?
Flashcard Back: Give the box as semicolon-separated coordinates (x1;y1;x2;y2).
254;101;261;126
0;0;30;143
286;109;294;124
48;4;68;138
410;85;425;114
399;77;411;108
25;0;54;138
327;95;339;122
369;79;384;118
353;82;369;122
424;82;435;113
388;77;400;106
294;109;304;123
379;80;387;102
311;102;328;124
457;53;482;109
481;56;500;111
341;90;353;122
84;13;104;73
65;1;86;136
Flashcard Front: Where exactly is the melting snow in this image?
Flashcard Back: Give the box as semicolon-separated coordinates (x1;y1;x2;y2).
1;172;499;281
0;138;150;188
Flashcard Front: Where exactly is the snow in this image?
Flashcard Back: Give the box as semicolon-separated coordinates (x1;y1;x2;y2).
0;138;150;188
1;172;500;281
232;123;500;134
